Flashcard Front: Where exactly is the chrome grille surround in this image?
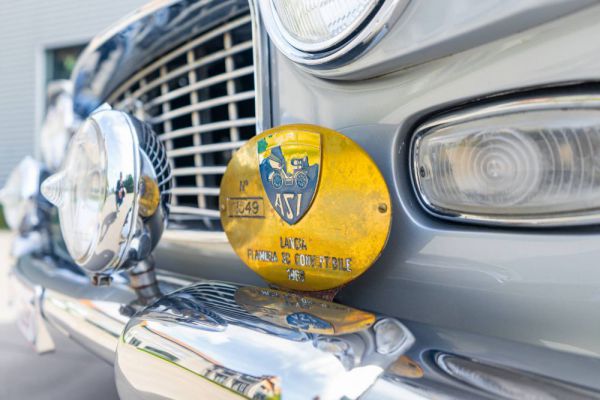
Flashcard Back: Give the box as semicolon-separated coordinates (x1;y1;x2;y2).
109;13;256;231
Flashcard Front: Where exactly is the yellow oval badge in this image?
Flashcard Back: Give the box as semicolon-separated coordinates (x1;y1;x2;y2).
220;124;391;291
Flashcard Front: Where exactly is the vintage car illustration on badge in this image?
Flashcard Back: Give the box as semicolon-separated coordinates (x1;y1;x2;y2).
266;151;310;190
257;131;320;224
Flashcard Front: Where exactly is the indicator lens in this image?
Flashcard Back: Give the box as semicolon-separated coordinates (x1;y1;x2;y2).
413;106;600;225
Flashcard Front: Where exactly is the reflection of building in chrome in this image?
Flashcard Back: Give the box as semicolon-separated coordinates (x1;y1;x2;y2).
119;282;412;399
204;365;280;400
128;326;281;400
132;321;280;399
121;283;292;398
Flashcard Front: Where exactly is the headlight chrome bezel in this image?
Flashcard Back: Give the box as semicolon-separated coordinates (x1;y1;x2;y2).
410;94;600;228
42;104;170;275
257;0;408;69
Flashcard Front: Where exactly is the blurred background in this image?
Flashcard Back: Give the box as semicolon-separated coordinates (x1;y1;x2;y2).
0;0;150;187
0;1;150;398
0;232;119;399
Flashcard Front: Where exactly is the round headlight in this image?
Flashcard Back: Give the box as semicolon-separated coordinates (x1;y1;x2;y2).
0;157;43;231
257;0;408;67
43;117;108;261
41;104;171;275
40;80;78;172
272;0;378;53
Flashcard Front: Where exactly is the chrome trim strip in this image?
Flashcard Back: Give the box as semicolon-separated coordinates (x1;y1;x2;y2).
171;165;228;176
250;0;272;132
409;93;600;227
144;66;255;108
166;186;220;196
159;118;256;142
147;91;255;124
168;205;221;218
167;140;247;158
435;353;596;400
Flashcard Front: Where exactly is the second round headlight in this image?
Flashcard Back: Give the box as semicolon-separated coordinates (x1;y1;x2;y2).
258;0;407;67
270;0;379;53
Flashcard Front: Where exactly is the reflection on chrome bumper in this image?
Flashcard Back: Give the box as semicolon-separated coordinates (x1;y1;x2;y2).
11;255;600;399
8;270;55;354
115;283;413;400
16;255;136;361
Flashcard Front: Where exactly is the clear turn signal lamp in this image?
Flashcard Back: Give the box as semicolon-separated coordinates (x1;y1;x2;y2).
41;104;171;275
411;95;600;227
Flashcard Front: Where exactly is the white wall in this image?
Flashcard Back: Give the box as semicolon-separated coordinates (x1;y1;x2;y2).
0;0;149;185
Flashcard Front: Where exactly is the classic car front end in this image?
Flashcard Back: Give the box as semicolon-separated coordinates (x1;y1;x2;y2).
5;0;600;399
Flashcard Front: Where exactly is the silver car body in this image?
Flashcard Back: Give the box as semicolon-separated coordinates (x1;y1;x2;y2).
9;0;600;398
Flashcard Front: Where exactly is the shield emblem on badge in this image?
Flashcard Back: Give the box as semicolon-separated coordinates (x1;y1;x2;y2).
258;131;321;224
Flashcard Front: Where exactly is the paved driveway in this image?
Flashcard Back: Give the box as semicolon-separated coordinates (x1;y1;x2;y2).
0;232;119;399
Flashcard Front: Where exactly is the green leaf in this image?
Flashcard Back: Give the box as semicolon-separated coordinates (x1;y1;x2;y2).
257;138;268;154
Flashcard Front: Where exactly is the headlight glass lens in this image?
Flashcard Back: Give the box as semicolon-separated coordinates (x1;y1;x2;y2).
42;119;107;261
271;0;379;52
412;106;600;225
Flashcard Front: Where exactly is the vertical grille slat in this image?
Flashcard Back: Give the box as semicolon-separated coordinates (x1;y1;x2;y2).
224;32;240;144
159;65;176;208
186;48;207;211
110;13;256;230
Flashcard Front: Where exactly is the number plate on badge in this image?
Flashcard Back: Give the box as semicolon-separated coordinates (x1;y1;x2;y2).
226;197;265;218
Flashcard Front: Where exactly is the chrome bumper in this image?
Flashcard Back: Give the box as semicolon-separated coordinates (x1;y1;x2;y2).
115;282;414;400
13;255;134;361
11;255;600;400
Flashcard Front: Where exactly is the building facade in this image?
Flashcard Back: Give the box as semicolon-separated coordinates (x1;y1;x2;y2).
0;0;149;185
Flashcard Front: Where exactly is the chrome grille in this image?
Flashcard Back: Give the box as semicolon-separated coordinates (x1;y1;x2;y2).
108;14;256;230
